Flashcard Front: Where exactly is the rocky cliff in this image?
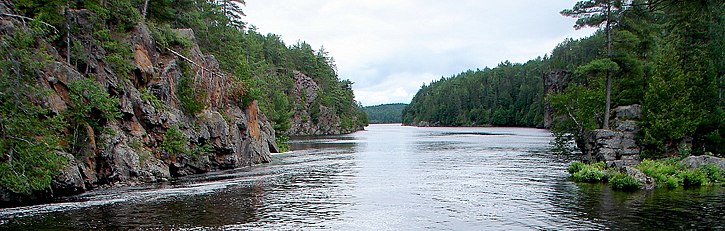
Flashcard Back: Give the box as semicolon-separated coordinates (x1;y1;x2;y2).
543;69;570;128
286;71;365;136
581;105;642;167
0;4;277;205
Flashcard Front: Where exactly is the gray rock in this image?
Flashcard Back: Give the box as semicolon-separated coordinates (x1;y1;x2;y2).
51;152;86;194
614;104;641;120
679;155;725;170
581;105;643;167
620;166;655;190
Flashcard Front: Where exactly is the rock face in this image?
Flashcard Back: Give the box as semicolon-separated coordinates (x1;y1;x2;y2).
543;70;570;128
582;105;642;167
287;71;364;136
0;5;277;205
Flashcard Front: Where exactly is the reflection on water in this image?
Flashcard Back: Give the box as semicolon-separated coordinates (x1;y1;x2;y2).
0;124;723;230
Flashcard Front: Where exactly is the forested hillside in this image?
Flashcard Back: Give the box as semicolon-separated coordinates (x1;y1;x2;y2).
365;103;408;123
0;0;365;202
403;0;724;157
402;60;546;127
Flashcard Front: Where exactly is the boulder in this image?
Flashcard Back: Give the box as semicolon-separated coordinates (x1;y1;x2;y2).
620;166;655;190
679;155;725;170
51;152;87;195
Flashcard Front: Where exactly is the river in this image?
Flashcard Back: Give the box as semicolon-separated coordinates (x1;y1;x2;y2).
0;124;723;230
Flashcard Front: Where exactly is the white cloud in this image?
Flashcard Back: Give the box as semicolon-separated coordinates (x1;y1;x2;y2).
245;1;597;106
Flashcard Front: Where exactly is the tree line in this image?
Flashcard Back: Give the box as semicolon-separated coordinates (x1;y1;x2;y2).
365;103;408;124
403;0;724;158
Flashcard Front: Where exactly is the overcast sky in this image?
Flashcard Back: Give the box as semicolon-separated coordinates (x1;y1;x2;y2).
245;1;597;106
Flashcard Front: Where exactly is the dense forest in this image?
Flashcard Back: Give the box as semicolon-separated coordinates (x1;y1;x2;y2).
0;0;365;196
403;0;724;158
402;60;546;127
364;103;408;123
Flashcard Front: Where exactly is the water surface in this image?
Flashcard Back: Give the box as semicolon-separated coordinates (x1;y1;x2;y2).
0;124;723;230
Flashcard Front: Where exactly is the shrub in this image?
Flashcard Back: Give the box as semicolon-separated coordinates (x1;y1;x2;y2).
680;169;708;187
276;135;289;153
572;164;607;183
160;126;188;157
609;172;641;191
176;61;206;114
149;23;192;51
636;159;682;188
93;29;134;78
700;164;724;184
140;88;165;110
568;161;586;174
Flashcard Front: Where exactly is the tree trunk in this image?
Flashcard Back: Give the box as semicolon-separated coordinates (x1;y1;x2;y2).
142;0;149;19
603;2;613;129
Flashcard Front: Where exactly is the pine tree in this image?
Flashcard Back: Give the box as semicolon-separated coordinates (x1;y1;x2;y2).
562;0;626;129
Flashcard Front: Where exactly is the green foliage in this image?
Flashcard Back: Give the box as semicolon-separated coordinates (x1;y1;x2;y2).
93;29;134;79
560;0;624;30
148;22;192;51
571;161;607;183
574;58;620;77
547;84;605;135
633;158;723;189
609;172;641;191
176;61;206;114
275;135;289;153
636;159;681;188
403;60;546;127
105;0;142;31
0;25;68;194
67;78;122;128
573;166;606;183
140;88;165;111
567;161;586;174
701;164;725;184
365;103;408;124
160;126;189;157
680;169;708;187
640;35;705;155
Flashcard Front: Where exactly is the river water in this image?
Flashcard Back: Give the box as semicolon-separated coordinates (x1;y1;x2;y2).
0;124;723;230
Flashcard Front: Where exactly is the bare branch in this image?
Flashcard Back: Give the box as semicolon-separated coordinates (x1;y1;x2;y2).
0;13;59;34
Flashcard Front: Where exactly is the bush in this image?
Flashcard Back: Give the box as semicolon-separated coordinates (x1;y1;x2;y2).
160;126;188;157
636;159;682;188
176;61;206;114
573;167;606;182
568;161;607;183
609;172;641;191
635;158;724;188
276;135;289;153
568;161;586;174
149;23;192;51
700;164;724;183
140;88;165;110
0;28;68;194
680;169;708;187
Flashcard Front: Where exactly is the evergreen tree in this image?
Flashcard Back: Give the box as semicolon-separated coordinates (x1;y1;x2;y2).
562;0;626;129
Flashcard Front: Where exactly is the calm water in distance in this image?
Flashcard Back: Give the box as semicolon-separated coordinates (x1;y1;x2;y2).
0;124;723;230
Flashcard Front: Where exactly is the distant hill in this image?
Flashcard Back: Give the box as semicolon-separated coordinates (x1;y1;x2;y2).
364;103;408;124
